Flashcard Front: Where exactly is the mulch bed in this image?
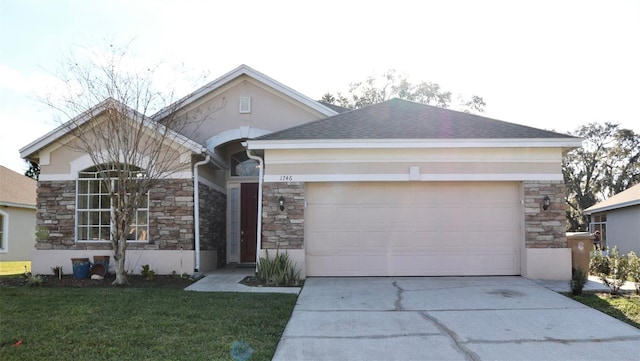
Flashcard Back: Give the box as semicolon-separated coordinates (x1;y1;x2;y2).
0;274;198;289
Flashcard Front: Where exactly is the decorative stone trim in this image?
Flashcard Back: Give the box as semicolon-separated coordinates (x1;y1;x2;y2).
524;180;567;248
197;182;226;267
262;182;304;249
36;179;196;251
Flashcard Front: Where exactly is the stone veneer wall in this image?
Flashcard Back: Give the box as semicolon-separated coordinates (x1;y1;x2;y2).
36;179;195;251
524;180;567;248
197;182;227;266
262;182;305;249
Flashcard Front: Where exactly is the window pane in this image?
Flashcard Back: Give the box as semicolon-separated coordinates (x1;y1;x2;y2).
78;226;87;241
138;196;148;208
77;195;88;209
77;211;87;226
100;211;110;225
100;195;110;208
78;180;89;194
89;227;100;240
137;210;148;225
100;226;110;240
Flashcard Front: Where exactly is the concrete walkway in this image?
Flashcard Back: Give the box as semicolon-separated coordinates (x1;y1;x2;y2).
184;264;301;294
272;277;640;361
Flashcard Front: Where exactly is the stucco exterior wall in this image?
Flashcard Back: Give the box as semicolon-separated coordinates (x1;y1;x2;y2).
0;206;36;261
605;207;640;254
172;76;328;146
263;147;564;182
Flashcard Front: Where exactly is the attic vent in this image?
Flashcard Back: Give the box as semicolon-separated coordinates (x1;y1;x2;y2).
239;96;251;113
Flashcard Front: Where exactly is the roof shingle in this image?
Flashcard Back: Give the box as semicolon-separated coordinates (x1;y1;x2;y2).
257;98;577;140
0;165;36;207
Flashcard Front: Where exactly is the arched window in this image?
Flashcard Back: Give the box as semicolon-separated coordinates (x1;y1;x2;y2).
230;151;260;177
76;164;148;242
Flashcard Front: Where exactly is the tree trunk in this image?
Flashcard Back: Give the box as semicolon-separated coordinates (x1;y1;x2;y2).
112;236;128;285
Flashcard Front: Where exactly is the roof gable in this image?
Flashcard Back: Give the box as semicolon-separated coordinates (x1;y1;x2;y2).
19;98;206;161
584;183;640;214
0;165;36;207
152;64;337;120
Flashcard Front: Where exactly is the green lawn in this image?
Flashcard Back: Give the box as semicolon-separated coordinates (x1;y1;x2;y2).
569;293;640;329
0;287;297;360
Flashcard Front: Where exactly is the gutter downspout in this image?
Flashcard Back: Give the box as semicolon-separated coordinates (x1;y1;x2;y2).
193;154;211;272
245;146;264;273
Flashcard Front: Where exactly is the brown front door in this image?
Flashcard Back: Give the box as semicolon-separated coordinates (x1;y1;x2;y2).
240;183;258;263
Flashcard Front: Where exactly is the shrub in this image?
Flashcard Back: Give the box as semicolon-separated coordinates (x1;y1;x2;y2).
51;266;63;279
627;251;640;295
256;248;301;287
24;267;43;287
141;264;156;281
590;247;629;295
570;267;588;295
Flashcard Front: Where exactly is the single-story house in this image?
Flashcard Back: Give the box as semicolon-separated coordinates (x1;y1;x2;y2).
20;64;583;280
583;183;640;254
0;165;37;262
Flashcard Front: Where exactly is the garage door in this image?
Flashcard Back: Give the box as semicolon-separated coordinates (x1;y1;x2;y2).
305;182;521;276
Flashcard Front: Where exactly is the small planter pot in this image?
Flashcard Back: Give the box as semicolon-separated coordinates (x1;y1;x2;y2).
93;256;110;275
71;258;91;280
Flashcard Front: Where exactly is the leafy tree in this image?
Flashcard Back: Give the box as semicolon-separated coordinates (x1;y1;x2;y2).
24;160;40;180
563;122;639;231
39;42;218;285
323;69;486;113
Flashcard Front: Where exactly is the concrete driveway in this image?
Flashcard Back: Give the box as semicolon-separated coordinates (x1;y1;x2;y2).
272;277;640;361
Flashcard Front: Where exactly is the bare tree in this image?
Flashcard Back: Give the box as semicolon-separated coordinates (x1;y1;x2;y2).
40;42;219;285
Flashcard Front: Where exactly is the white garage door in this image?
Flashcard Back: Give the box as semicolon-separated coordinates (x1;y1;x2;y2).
305;182;522;276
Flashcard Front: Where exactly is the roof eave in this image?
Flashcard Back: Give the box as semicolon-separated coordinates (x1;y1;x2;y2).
583;200;640;215
247;138;585;150
0;201;37;209
19;98;117;159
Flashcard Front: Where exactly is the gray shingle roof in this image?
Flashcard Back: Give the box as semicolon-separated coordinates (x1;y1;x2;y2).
257;98;576;140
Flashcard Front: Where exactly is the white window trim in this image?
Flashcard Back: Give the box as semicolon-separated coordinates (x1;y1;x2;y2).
75;173;149;243
239;96;251;113
0;209;8;253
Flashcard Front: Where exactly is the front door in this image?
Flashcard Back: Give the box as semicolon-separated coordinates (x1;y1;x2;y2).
240;183;258;263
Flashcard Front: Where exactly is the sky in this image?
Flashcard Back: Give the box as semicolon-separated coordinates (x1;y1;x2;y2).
1;0;639;175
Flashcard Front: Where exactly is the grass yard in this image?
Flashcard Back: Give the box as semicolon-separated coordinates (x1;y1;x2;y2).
0;287;297;360
569;293;640;329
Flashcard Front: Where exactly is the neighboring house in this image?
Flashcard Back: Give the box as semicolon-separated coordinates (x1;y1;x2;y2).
583;183;640;254
0;165;37;262
20;64;583;280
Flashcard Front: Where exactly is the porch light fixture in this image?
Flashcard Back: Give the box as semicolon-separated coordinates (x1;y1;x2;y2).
278;196;285;211
542;196;551;211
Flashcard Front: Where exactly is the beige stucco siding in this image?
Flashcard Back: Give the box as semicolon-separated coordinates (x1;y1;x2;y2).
37;123;194;181
0;206;36;261
263;148;564;181
601;207;640;254
172;76;328;146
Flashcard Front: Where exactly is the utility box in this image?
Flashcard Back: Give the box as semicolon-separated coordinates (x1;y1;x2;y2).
566;232;594;275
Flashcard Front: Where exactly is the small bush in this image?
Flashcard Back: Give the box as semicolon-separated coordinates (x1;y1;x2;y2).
141;264;156;281
590;247;629;295
570;267;588;295
24;268;43;287
256;248;301;287
628;251;640;295
51;266;63;279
